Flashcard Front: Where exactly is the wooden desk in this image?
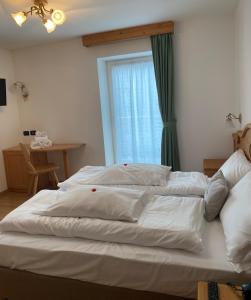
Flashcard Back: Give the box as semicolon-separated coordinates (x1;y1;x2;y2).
198;282;242;300
3;143;85;192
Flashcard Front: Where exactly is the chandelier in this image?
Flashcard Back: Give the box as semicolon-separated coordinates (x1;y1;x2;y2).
11;0;65;33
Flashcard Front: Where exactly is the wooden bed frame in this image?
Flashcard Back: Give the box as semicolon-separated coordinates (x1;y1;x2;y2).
1;124;251;300
233;123;251;161
0;267;188;300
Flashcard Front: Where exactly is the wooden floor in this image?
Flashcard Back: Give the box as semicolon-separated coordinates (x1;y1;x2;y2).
0;191;29;220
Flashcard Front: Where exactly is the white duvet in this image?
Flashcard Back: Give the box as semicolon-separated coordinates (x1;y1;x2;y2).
0;190;205;253
65;164;171;186
58;166;208;197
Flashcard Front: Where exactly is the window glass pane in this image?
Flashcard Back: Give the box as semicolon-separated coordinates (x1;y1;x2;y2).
109;57;162;164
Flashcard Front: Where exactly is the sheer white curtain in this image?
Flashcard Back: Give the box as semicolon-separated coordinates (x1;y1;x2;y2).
108;57;162;164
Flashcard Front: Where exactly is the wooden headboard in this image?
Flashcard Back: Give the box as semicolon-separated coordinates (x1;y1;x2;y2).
233;123;251;162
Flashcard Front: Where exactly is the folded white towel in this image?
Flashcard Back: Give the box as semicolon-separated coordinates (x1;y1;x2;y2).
30;131;53;149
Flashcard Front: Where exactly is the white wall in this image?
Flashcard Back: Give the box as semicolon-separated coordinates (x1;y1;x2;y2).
0;48;21;192
13;15;236;175
175;16;237;171
235;0;251;125
13;39;151;178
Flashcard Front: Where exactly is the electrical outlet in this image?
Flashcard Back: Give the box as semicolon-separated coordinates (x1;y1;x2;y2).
23;130;30;136
30;130;36;136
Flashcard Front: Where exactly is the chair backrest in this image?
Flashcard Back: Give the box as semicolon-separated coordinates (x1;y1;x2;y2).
19;143;36;174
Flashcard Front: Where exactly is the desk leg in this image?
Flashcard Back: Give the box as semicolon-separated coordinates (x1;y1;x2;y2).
63;150;70;179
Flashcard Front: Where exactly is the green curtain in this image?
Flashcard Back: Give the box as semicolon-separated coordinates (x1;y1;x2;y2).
151;33;180;171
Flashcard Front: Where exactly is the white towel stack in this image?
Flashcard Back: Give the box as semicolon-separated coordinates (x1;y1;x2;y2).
30;131;53;149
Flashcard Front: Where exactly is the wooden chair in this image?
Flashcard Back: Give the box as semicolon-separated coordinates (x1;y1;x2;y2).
19;143;59;195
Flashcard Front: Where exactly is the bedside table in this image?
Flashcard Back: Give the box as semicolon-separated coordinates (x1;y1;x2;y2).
203;159;226;177
198;282;242;300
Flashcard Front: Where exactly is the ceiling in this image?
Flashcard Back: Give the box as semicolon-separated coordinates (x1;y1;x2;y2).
0;0;238;50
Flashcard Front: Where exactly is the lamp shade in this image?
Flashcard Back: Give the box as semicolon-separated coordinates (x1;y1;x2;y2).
44;19;56;33
51;10;65;25
12;12;27;26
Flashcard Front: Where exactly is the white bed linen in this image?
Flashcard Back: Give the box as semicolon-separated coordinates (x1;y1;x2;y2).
67;164;171;186
36;186;146;222
0;221;250;299
220;171;251;272
58;167;208;197
0;191;205;253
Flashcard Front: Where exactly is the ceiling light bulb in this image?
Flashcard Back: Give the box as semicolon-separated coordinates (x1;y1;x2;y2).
44;19;56;33
51;10;65;25
12;12;27;27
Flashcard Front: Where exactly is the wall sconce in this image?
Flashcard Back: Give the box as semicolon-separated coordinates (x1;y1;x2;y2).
14;81;29;100
225;113;242;123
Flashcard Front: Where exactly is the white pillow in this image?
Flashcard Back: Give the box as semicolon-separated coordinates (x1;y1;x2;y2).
220;150;251;188
220;171;251;272
35;186;146;222
74;164;171;186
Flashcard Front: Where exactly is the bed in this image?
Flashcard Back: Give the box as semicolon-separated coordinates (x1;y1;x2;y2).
0;124;251;300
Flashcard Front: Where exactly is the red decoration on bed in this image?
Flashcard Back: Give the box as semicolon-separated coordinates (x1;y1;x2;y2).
91;188;97;192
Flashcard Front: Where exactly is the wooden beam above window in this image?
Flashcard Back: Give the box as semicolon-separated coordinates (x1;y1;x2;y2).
82;21;174;47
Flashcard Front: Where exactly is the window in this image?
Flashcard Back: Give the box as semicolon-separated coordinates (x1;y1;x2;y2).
98;52;162;165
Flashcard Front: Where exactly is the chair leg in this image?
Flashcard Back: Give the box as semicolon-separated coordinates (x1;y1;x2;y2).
33;175;39;195
51;170;59;188
27;175;34;196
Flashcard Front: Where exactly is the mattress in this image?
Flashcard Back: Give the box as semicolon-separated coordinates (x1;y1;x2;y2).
0;220;250;299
